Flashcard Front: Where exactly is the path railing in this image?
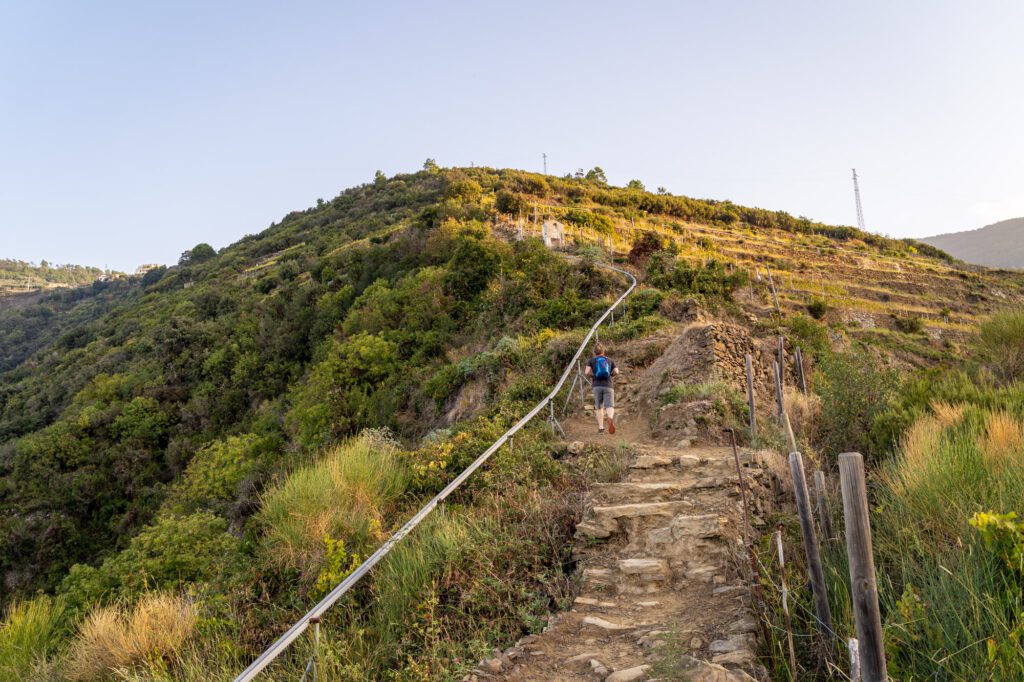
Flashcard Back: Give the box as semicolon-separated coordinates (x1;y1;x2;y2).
234;263;637;681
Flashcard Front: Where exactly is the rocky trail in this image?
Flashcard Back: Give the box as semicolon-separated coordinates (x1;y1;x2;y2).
467;322;777;682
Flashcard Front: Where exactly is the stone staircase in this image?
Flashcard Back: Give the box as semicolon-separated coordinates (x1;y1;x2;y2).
468;439;765;682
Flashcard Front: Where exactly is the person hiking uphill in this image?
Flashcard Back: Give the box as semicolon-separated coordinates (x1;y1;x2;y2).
585;343;619;434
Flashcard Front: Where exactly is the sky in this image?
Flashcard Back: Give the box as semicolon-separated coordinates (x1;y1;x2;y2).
3;1;1023;272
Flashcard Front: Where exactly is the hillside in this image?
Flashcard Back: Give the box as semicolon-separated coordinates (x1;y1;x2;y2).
0;259;106;296
921;217;1024;269
2;165;1024;680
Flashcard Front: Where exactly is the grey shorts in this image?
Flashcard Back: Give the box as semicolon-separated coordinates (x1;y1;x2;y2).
593;386;614;409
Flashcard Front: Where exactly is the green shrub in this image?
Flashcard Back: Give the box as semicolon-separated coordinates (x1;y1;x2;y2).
60;513;239;612
786;315;831;355
977;310;1024;384
807;298;828;320
814;347;899;463
166;434;278;516
893;315;924;334
646;254;747;299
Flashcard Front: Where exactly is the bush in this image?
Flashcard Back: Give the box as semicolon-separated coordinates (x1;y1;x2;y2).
893;315;924;334
257;434;408;579
60;513;239;611
807;298;828;320
814;348;899;463
646;254;747;300
977;310;1024;384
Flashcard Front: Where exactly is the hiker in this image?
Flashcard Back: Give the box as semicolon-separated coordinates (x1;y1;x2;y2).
585;343;619;434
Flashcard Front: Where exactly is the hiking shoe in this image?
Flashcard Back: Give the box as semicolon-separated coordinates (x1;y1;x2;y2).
598;427;605;434
607;417;616;435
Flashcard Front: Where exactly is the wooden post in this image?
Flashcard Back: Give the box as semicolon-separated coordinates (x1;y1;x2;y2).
795;346;808;394
775;529;798;679
789;452;833;637
773;359;784;422
839;453;888;681
814;470;834;540
848;639;861;681
745;353;757;439
783;412;798;453
766;264;782;315
777;336;785;392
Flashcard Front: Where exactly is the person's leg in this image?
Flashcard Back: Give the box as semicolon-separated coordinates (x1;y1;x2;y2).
605;389;615;433
594;387;605;431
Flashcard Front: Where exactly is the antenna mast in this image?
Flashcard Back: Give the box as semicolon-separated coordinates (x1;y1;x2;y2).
542;153;547;175
852;168;866;231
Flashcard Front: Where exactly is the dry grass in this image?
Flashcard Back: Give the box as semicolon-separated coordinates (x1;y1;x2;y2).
930;400;966;427
66;593;196;681
783;388;820;442
981;410;1024;474
882;415;946;495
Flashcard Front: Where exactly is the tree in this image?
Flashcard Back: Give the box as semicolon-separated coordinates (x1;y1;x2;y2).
374;170;387;186
627;179;645;191
179;243;216;265
423;158;440;172
585;167;607;184
657;187;668;195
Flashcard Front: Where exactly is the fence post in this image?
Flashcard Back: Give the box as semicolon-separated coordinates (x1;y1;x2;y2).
773;359;784;422
795;346;808;394
789;452;833;637
745;353;757;439
839;453;888;681
848;638;861;681
783;412;798;453
778;336;785;392
814;470;834;540
775;528;798;679
766;264;782;315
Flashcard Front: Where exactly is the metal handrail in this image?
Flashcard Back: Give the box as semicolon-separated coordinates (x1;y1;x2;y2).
234;263;637;681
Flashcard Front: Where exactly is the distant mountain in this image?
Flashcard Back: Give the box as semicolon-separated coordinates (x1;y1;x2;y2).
920;218;1024;269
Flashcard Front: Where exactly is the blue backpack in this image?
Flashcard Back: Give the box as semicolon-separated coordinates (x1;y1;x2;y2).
594;356;611;380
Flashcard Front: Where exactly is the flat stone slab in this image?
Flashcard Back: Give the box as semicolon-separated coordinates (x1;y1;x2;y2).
582;616;633;631
606;665;651;682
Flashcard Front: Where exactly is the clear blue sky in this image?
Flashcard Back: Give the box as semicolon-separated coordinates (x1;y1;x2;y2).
3;1;1023;271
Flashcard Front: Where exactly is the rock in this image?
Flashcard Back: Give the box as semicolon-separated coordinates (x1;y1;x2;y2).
728;618;758;633
589;659;611;676
582;616;633;631
709;634;749;653
618;558;672;581
506;647;522;660
567;440;586;455
479;657;502;673
631;454;675;469
565;652;601;664
690;636;704;649
712;649;755;667
605;664;650;682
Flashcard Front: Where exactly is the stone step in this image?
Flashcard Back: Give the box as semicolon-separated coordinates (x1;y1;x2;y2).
591;481;695;504
617;558;672;594
576;500;693;539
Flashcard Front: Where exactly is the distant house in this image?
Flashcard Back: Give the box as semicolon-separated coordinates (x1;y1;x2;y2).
135;264;161;276
542;219;566;248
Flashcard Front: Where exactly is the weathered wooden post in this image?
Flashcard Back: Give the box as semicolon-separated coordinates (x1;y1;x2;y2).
777;336;785;391
745;353;757;439
775;528;798;679
789;452;833;637
783;412;798;453
814;470;834;540
795;346;808;394
839;453;888;681
766;264;782;315
772;359;784;422
848;639;861;681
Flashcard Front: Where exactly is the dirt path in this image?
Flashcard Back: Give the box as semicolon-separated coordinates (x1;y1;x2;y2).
467;369;765;682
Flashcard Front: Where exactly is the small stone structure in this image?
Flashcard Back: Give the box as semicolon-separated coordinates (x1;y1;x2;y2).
542;219;566;248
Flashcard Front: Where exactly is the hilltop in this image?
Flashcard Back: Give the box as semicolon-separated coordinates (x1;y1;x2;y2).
920;217;1024;269
2;165;1023;680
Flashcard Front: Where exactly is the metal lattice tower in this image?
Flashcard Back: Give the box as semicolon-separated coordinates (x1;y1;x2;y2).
542;153;547;175
852;168;866;231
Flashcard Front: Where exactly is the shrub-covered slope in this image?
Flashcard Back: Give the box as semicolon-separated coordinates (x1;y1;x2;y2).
3;164;1022;680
